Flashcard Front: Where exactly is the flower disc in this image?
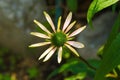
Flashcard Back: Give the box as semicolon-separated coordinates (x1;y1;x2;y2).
51;32;67;47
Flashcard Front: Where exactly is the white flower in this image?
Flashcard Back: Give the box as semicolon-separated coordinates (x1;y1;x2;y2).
29;11;86;63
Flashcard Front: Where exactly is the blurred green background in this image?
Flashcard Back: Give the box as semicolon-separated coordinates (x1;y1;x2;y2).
0;0;120;80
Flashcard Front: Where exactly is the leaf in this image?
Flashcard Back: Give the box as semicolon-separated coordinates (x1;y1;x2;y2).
58;60;87;74
87;0;119;27
66;0;78;12
103;12;120;55
94;33;120;80
47;59;100;80
47;59;87;80
64;73;86;80
97;45;104;58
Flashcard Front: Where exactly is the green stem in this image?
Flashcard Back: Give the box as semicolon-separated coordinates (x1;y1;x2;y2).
78;56;96;71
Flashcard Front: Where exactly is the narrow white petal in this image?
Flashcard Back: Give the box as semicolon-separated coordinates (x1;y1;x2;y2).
64;21;76;33
57;47;62;63
34;20;51;34
39;46;54;60
62;12;72;31
65;44;80;56
30;32;50;39
57;16;62;32
43;47;57;62
29;42;51;47
69;25;86;37
67;41;84;48
43;11;56;32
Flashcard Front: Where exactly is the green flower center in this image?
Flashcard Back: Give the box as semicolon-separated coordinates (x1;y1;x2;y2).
51;31;67;47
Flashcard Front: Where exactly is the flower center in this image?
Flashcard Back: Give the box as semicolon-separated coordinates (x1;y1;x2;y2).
51;31;67;47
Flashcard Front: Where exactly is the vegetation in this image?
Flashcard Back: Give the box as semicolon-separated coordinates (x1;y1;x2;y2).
0;0;120;80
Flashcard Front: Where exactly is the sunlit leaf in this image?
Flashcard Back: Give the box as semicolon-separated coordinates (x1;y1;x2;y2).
87;0;119;27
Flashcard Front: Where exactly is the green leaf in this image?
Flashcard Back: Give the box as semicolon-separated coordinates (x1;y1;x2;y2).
58;60;87;74
87;0;119;27
47;59;100;80
47;59;87;80
103;12;120;55
94;33;120;80
64;73;86;80
66;0;78;12
97;45;104;58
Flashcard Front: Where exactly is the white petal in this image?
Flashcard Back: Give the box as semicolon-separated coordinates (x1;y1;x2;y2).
43;47;57;62
39;46;54;60
43;11;56;32
64;21;76;33
57;16;62;32
65;44;80;56
69;25;86;37
34;20;51;34
57;47;62;63
29;42;51;47
30;32;50;39
62;12;72;31
67;41;84;48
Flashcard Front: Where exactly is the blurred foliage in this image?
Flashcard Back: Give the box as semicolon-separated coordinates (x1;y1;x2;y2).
0;47;15;80
0;73;11;80
27;66;39;79
0;46;40;80
47;58;100;80
66;0;78;12
0;47;19;71
112;3;118;12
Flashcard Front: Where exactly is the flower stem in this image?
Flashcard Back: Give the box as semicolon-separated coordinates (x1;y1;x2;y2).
78;56;96;71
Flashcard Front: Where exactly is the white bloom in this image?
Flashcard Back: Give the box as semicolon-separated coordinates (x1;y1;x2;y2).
29;11;86;63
